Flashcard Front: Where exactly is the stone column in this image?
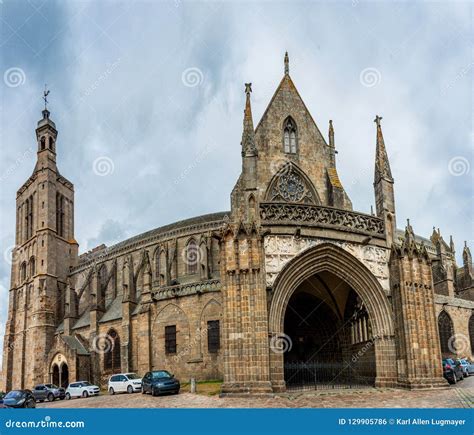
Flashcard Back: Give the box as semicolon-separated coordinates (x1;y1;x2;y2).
218;223;272;395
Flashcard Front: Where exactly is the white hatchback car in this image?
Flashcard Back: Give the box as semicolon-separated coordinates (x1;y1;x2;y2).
108;373;142;394
65;381;100;399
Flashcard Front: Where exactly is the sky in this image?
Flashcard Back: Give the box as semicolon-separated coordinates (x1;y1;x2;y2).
0;0;472;367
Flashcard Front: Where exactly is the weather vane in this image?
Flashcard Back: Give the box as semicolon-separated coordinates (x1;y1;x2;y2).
43;84;50;110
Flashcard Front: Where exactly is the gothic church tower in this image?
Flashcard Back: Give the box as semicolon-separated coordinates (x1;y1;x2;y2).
2;107;78;390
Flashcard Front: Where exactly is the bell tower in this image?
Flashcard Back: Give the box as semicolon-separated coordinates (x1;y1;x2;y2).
2;95;78;391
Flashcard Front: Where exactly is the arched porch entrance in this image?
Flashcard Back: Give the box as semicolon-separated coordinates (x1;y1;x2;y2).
269;243;397;392
50;354;69;388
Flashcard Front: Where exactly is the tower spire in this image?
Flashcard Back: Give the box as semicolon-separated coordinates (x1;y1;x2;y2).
373;115;396;246
374;115;393;183
241;83;256;156
284;51;289;75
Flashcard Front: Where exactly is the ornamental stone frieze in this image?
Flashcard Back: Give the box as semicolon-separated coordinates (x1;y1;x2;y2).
263;235;390;291
260;202;385;238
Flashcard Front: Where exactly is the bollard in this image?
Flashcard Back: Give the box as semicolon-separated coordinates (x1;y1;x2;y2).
190;377;196;393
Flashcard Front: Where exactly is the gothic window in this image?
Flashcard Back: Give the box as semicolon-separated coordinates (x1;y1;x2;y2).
24;196;34;239
48;137;54;151
283;117;297;154
40;137;46;150
20;262;27;282
207;320;220;353
438;311;454;355
56;193;65;237
104;329;121;372
29;257;36;277
186;239;198;275
154;249;160;280
165;325;177;354
469;315;474;356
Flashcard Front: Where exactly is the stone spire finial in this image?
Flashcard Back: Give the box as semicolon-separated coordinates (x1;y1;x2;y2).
374;114;393;183
328;120;335;148
241;83;256;156
449;235;455;254
284;51;289;75
463;241;473;275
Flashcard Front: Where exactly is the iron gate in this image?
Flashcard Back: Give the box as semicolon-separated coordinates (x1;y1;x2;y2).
284;361;375;391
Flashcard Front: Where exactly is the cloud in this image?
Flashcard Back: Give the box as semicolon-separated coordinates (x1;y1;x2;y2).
0;1;472;368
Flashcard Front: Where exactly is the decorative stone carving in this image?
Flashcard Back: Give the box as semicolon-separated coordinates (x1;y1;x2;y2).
264;235;390;290
260;203;385;237
265;163;317;204
151;279;221;301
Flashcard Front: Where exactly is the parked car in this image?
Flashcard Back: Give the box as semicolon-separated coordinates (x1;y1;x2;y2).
1;390;36;408
457;359;474;377
442;358;464;384
32;384;66;402
65;381;100;399
141;370;180;396
108;373;142;395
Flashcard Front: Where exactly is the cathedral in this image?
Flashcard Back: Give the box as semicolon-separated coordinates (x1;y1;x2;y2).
2;54;474;394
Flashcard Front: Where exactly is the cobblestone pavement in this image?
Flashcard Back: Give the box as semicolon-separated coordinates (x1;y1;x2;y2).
38;378;473;409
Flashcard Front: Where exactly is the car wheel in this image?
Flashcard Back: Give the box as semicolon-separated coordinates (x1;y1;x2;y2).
109;387;115;395
82;391;89;398
152;387;157;397
47;393;54;402
127;385;133;394
26;399;35;408
65;393;71;400
141;388;146;394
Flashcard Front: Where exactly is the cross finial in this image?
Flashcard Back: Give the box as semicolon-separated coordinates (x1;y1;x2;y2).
374;115;382;127
244;83;252;96
284;51;289;75
43;84;50;110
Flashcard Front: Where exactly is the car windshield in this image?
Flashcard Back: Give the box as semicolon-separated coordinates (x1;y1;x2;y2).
152;371;171;379
125;373;140;380
45;384;57;388
5;391;24;399
80;382;91;387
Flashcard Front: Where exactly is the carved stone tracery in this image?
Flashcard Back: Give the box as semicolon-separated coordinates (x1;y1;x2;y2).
260;202;385;237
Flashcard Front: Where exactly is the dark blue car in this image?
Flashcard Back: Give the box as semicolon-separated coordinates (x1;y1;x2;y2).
141;370;180;396
1;390;36;408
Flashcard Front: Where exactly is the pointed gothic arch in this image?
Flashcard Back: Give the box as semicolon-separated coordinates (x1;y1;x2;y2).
264;162;320;205
185;238;198;275
104;328;121;373
438;310;454;356
283;116;297;154
268;242;396;391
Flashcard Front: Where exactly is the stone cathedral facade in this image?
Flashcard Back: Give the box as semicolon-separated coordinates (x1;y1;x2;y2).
3;55;474;394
